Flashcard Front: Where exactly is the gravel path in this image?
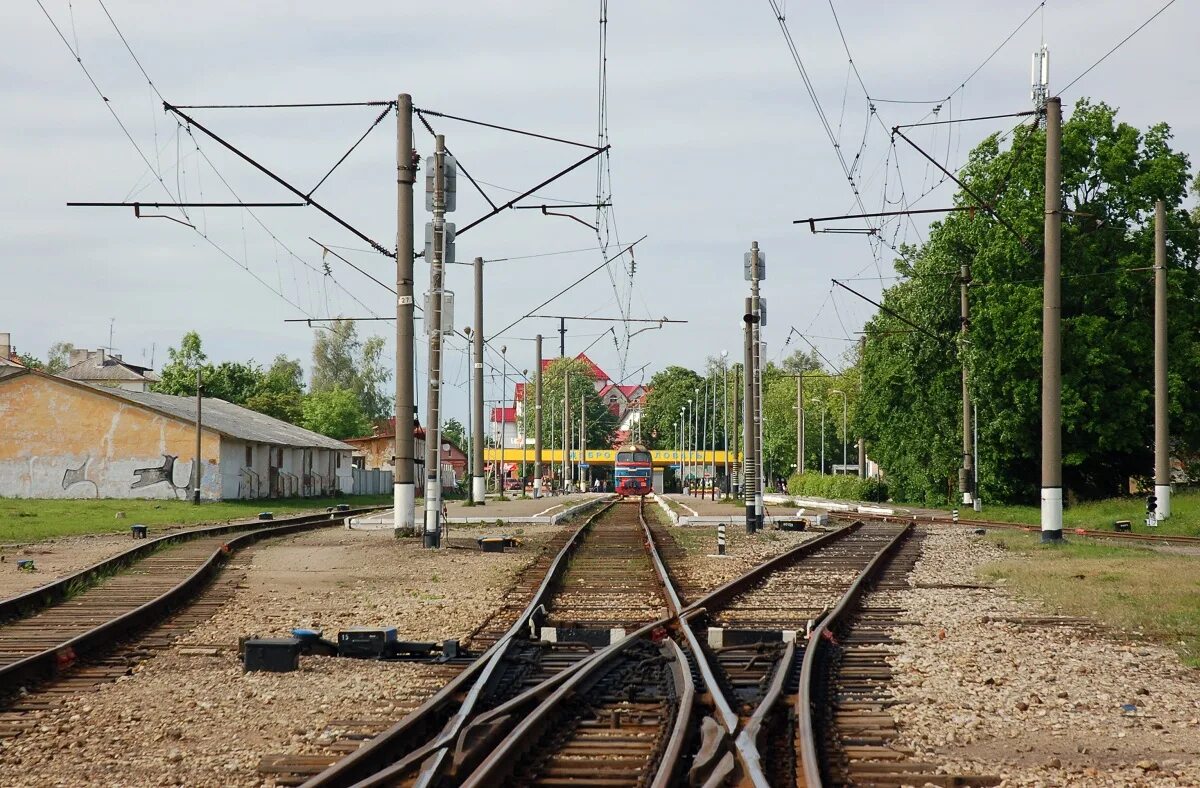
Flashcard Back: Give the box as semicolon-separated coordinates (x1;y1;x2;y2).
0;525;555;787
888;527;1200;786
663;522;819;603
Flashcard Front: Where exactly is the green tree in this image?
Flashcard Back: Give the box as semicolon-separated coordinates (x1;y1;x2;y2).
311;319;392;420
640;366;703;449
244;355;305;423
46;341;74;373
535;358;617;457
17;353;43;370
442;417;467;450
858;99;1200;504
301;386;369;439
154;332;211;397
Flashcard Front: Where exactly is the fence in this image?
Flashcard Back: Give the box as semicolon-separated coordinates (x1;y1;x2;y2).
352;468;394;496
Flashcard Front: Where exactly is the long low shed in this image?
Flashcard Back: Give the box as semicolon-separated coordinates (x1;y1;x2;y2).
0;367;353;500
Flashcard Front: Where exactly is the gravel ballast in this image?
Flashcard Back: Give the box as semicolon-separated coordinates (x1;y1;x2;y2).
889;527;1200;786
0;525;552;787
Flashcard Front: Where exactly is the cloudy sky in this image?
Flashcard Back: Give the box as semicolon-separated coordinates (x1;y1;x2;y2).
3;1;1196;424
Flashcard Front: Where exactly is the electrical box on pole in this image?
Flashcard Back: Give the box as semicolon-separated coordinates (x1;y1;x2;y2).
423;291;454;334
743;251;766;282
423;221;456;264
424;155;457;212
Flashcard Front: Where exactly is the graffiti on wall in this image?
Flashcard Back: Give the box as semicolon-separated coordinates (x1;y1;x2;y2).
131;454;195;499
61;458;99;498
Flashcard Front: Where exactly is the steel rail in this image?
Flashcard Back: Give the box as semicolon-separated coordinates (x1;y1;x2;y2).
0;508;373;624
0;507;374;697
302;499;620;788
457;499;693;787
852;510;1200;545
796;522;915;786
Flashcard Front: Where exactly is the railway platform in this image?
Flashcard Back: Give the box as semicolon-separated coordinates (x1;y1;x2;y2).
346;493;612;528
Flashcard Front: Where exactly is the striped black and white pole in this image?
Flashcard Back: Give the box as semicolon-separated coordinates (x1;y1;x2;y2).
717;522;726;556
952;509;960;524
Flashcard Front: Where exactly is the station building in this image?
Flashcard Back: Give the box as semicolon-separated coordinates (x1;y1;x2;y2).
0;367;353;500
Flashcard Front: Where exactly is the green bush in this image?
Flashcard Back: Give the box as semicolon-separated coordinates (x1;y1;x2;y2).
787;473;888;502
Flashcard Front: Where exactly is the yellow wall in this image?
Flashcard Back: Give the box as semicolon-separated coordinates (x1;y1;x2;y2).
0;373;221;499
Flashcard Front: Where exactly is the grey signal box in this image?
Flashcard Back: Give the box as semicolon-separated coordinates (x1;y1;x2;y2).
424;222;456;264
743;251;766;281
423;290;455;334
758;297;768;327
425;155;457;212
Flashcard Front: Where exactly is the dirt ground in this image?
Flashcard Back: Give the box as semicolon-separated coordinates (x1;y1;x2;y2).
0;532;150;597
888;527;1200;786
0;524;558;787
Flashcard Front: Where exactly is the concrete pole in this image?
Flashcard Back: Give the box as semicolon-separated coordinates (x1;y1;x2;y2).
1154;199;1171;519
796;376;803;476
960;261;974;505
193;367;202;504
580;392;586;492
694;390;700;483
821;406;826;474
562;367;569;490
1040;96;1063;542
722;353;730;494
858;336;866;478
534;335;544;498
500;346;508;495
471;257;486;504
521;370;528;485
749;241;763;529
732;365;741;497
422;133;446;548
743;296;756;532
705;369;715;479
394;94;416;531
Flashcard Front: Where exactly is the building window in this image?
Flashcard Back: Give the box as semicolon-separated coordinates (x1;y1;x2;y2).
245;445;253;467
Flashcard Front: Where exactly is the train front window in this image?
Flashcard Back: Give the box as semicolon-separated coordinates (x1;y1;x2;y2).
617;451;652;464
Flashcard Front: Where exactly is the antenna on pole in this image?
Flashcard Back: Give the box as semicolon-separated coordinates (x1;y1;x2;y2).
1031;44;1050;127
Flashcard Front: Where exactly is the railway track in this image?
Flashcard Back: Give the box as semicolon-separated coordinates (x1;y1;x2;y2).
0;507;370;704
303;498;682;788
306;514;988;786
850;510;1200;546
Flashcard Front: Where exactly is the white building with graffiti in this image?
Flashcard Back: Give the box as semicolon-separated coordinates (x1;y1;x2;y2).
0;367;353;500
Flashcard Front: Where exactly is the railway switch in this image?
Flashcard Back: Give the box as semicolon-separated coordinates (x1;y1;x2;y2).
338;627;398;658
243;638;301;673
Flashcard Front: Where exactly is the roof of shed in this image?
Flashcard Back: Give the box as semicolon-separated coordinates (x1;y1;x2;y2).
60;356;161;383
0;368;351;451
106;388;353;450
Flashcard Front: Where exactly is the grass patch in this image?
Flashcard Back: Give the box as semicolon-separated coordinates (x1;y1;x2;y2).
980;531;1200;668
0;495;393;543
964;489;1200;538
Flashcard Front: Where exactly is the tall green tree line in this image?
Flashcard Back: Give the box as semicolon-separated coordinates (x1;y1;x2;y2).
857;99;1200;505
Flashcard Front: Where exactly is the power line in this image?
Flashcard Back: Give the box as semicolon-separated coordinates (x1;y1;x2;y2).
1061;0;1178;93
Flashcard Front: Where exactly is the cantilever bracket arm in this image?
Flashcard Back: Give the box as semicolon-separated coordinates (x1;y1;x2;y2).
540;205;597;232
133;202;194;228
163;101;395;258
454;145;610;237
797;206;979;234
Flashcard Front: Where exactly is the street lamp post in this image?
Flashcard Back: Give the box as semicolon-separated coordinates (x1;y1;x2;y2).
831;389;847;474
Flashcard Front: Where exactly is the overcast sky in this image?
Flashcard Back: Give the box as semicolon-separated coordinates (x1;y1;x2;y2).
3;1;1197;424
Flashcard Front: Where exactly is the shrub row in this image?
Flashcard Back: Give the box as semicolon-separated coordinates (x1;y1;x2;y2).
787;472;888;502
